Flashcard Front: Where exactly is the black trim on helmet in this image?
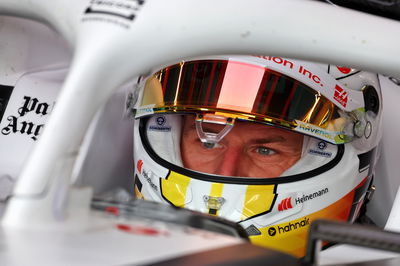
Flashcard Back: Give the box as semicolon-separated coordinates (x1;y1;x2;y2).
347;176;373;223
135;174;143;192
236;180;279;223
357;148;377;174
139;117;345;185
159;174;178;207
363;85;380;115
238;190;279;223
335;70;361;80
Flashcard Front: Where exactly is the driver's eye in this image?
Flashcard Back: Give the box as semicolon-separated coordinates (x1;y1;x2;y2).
256;147;275;156
202;142;218;149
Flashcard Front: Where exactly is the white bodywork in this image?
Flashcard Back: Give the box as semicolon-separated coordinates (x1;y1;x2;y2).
0;0;400;265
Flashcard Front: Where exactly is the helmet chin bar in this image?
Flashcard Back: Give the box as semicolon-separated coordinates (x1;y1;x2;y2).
195;113;235;146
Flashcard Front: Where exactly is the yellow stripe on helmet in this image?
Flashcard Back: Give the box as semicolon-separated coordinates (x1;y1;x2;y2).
161;171;191;207
210;183;224;198
242;185;276;220
206;183;225;215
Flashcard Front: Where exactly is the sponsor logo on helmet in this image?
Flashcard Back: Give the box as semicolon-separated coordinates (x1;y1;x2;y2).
267;217;310;236
308;149;332;157
256;55;324;87
277;217;310;234
334;84;348;107
295;188;329;205
156;115;166;126
149;115;171;132
308;141;332;157
256;55;294;69
318;141;327;150
278;197;293;211
142;169;159;192
296;122;335;141
135;107;154;117
137;159;143;173
277;188;328;212
336;66;351;74
268;227;277;236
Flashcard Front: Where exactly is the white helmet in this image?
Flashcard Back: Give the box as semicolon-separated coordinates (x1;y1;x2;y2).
131;55;382;257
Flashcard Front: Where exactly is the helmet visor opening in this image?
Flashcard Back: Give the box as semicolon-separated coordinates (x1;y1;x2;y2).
145;114;339;179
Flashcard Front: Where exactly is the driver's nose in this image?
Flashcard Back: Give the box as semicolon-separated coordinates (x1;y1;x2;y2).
216;146;242;177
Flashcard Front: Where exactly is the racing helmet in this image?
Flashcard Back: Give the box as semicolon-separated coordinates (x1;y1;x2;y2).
131;55;382;257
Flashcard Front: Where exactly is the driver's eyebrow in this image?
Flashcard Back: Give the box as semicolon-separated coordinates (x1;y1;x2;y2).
250;136;286;144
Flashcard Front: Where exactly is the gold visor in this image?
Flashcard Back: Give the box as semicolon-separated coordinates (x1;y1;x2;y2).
137;59;354;144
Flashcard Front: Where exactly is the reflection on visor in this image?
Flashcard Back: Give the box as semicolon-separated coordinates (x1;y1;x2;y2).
138;60;353;144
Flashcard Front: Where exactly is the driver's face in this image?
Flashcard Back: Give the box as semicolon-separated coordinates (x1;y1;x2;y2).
181;116;303;178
